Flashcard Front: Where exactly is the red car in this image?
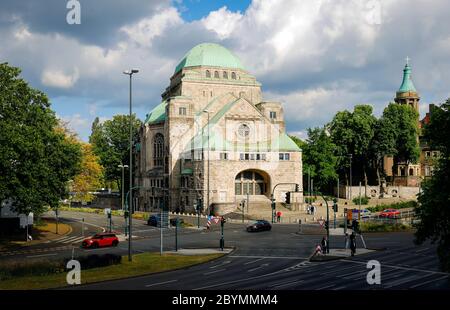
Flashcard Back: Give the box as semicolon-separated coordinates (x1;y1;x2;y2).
379;209;400;218
81;233;119;249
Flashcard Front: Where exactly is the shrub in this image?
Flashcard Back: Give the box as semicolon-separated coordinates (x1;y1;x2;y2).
66;253;122;270
359;222;412;232
366;200;418;212
352;196;370;205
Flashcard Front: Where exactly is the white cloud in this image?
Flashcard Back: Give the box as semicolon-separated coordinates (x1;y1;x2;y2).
201;6;243;39
41;68;79;89
120;7;182;47
58;113;90;136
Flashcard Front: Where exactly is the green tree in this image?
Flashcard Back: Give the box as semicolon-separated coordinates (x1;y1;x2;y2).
414;99;450;271
89;115;142;191
0;63;82;215
381;103;420;165
328;105;377;189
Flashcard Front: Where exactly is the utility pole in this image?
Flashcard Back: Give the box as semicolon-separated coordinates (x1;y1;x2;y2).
359;181;362;221
123;68;139;262
160;200;163;256
349;154;353;202
175;218;178;251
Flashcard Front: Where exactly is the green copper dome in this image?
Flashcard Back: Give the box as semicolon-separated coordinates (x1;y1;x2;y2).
174;43;245;73
398;63;417;93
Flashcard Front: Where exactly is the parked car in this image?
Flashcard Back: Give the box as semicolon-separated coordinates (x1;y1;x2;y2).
246;220;272;232
352;209;372;219
379;209;400;218
81;233;119;249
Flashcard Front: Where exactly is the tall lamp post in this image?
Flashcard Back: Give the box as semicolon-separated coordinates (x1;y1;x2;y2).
123;68;139;262
348;154;353;201
202;110;210;215
118;164;129;211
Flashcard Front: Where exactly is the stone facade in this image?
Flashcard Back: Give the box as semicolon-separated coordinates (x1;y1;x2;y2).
135;43;303;214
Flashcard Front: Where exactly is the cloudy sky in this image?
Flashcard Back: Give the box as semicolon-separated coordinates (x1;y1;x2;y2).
1;0;449;141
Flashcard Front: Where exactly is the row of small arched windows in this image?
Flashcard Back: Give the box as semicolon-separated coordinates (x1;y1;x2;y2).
206;70;237;80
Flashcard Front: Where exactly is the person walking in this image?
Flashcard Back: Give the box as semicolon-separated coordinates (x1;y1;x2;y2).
321;236;328;254
350;232;357;256
276;211;282;223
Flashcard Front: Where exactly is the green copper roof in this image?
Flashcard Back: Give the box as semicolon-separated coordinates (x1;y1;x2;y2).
398;63;417;93
175;43;245;73
145;101;167;124
181;168;193;175
184;97;301;153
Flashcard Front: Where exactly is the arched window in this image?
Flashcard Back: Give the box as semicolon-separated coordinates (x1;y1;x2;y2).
214;71;219;78
223;71;228;79
153;133;164;166
206;70;211;78
235;171;267;196
231;72;236;79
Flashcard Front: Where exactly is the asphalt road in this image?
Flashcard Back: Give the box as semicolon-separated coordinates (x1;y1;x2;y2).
1;211;448;290
73;231;449;290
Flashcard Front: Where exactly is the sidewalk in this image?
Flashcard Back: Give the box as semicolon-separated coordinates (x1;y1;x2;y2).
310;247;376;261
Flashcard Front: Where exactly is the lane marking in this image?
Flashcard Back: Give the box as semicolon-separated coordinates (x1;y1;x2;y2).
341;259;449;275
410;275;449;288
229;255;307;260
271;280;303;288
315;284;335;290
26;253;58;258
203;269;227;276
247;264;269;272
244;258;266;265
209;261;231;269
145;280;178;287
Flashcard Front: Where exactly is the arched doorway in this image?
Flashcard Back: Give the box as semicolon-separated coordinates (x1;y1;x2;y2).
234;170;270;197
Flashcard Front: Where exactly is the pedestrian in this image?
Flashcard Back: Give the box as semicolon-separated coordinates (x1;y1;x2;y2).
321;236;328;254
350;232;357;256
277;211;282;222
344;233;349;249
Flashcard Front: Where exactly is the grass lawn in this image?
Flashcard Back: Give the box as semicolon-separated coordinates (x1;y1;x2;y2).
0;252;223;290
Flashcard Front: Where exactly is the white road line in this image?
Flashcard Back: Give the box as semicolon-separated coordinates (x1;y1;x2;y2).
247;264;269;273
209;261;231;269
415;247;429;253
315;284;335;290
203;269;227;276
244;258;266;265
26;253;57;258
341;259;450;276
384;274;429;288
145;280;178;287
61;236;84;244
229;255;307;260
271;280;303;289
410;275;449;288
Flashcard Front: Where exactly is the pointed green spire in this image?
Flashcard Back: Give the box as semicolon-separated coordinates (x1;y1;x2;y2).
398;58;417;93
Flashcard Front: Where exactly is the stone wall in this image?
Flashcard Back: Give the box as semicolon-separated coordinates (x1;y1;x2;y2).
337;185;419;200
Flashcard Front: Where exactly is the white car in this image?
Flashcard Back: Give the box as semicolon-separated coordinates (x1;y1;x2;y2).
352;209;372;219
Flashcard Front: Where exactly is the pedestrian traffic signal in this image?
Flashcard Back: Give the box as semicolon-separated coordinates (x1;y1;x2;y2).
324;220;329;230
286;192;291;204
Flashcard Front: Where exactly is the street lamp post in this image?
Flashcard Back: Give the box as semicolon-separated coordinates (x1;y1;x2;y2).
202;110;210;215
118;164;129;211
348;154;353;201
123;68;139;262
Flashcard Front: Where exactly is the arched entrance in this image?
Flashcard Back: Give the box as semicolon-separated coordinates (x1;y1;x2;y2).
234;170;270;197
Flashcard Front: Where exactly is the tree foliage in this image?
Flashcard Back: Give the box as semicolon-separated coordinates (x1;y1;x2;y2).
71;143;104;202
0;63;82;215
414;99;450;272
89;115;142;190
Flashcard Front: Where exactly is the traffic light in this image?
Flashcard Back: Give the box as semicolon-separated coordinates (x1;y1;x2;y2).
107;212;112;219
333;203;338;212
124;210;129;218
220;217;226;227
324;220;329;230
286;192;291;204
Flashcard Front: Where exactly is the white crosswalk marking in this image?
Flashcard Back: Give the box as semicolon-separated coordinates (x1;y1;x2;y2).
55;236;85;244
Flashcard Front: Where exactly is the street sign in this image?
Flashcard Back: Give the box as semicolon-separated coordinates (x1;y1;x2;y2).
213;217;220;224
104;208;111;215
319;220;325;227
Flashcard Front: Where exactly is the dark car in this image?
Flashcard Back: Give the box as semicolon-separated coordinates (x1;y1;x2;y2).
247;220;272;232
147;215;170;228
81;233;119;249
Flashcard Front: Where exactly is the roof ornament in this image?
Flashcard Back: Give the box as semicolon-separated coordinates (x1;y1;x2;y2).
406;56;410;65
